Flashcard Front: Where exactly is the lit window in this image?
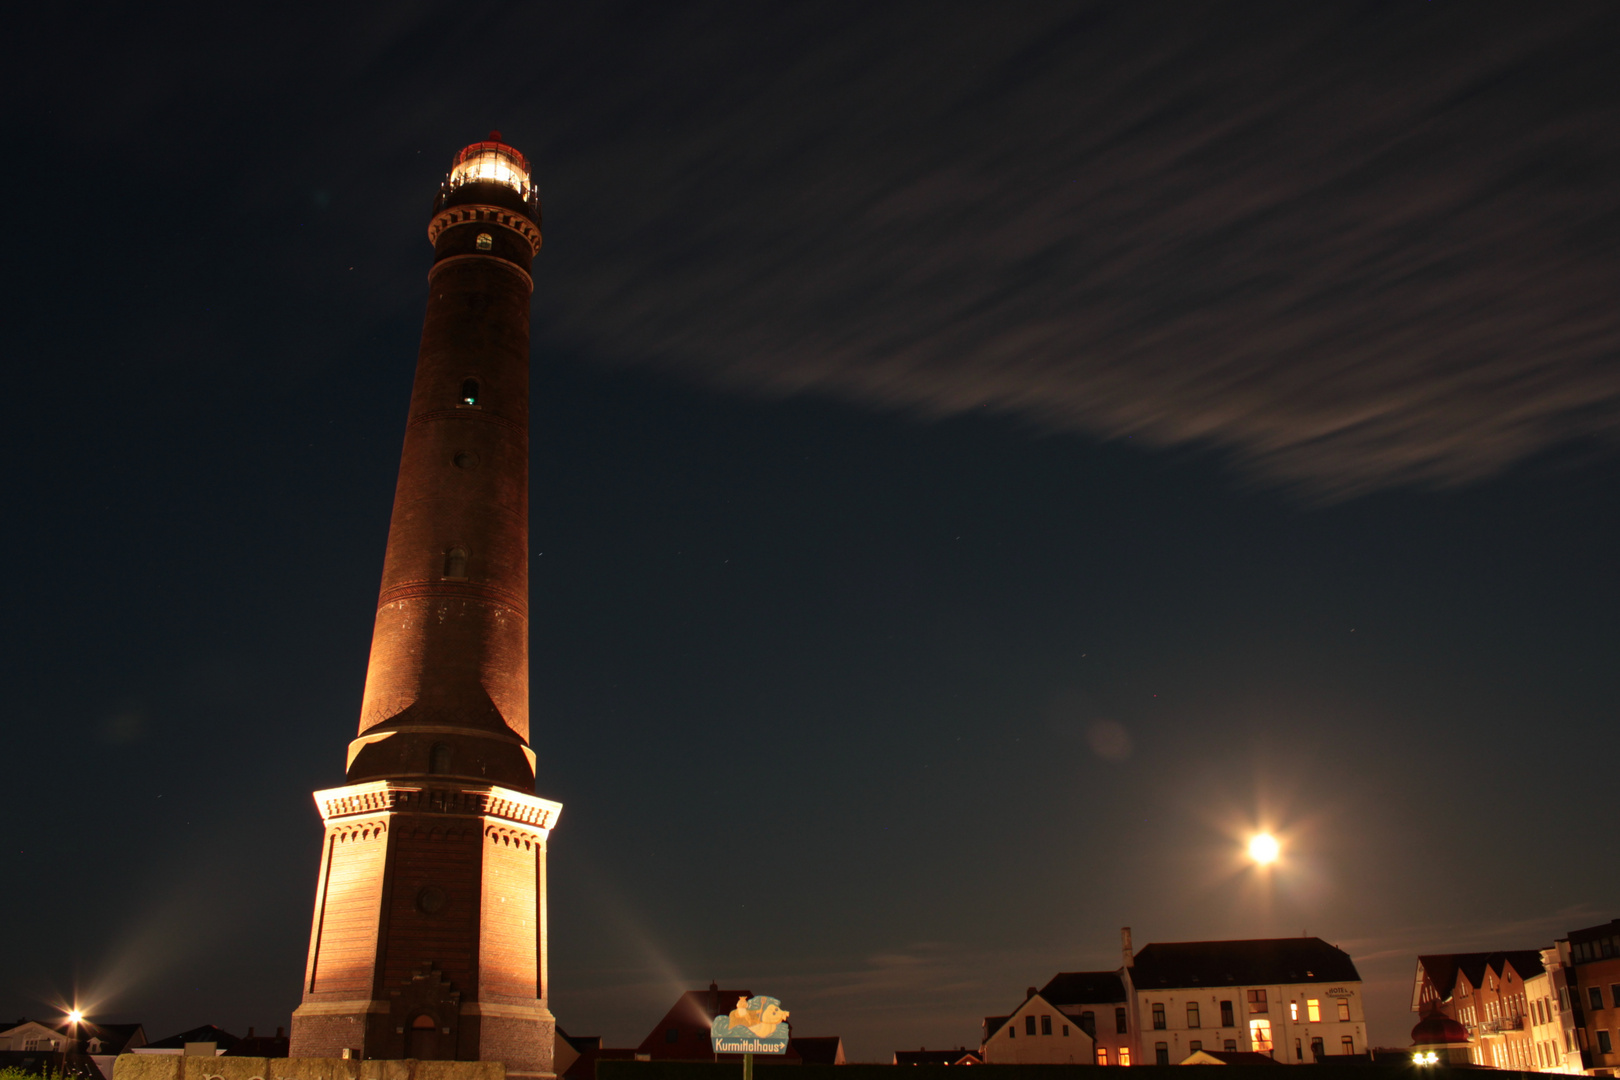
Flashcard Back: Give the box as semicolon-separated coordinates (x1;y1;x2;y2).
460;378;480;406
1187;1002;1200;1028
1249;1019;1273;1052
1118;1047;1130;1066
1041;1015;1052;1036
444;547;468;579
1095;1048;1108;1066
475;232;493;251
1248;989;1268;1013
1337;998;1351;1022
1152;1004;1166;1030
1307;999;1320;1022
1154;1042;1169;1065
1290;1002;1298;1021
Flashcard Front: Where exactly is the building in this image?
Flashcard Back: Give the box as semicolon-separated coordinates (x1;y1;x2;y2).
980;988;1096;1064
893;1049;981;1065
0;1019;146;1055
790;1038;845;1065
1126;933;1367;1064
1413;950;1546;1069
1179;1049;1281;1065
225;1027;290;1058
1039;969;1132;1065
628;984;840;1066
635;986;771;1063
1563;917;1620;1074
981;929;1368;1067
286;133;560;1077
1409;1009;1473;1066
1524;949;1582;1073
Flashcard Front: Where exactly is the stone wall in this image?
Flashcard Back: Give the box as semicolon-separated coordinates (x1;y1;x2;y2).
114;1055;504;1080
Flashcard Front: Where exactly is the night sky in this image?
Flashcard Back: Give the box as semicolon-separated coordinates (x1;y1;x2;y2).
3;0;1619;1063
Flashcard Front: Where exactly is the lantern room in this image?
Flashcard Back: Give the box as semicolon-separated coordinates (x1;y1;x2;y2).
447;131;533;197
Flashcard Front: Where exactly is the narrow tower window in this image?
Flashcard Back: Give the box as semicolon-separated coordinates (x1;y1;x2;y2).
475;232;493;251
443;547;468;580
460;378;480;406
429;743;451;775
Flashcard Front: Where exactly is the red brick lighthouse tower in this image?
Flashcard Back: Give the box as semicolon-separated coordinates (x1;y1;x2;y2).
288;134;561;1077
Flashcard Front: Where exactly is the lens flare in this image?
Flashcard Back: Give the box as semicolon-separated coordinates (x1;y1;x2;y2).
1248;833;1280;864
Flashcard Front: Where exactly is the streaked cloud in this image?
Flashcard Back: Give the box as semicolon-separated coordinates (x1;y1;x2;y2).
524;2;1620;496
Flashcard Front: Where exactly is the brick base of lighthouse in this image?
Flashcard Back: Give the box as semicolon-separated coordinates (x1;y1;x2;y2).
289;781;561;1078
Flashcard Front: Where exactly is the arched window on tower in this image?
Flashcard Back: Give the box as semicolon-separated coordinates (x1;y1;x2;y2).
460;378;480;406
475;232;493;251
443;547;468;580
429;743;451;775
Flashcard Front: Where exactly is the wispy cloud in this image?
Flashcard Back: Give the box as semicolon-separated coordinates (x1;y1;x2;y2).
524;2;1620;497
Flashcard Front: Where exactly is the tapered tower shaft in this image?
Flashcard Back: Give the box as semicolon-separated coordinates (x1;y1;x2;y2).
290;134;561;1077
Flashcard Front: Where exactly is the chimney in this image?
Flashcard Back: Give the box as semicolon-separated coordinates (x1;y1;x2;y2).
247;1028;255;1038
1026;987;1037;999
1121;926;1134;968
275;1027;285;1039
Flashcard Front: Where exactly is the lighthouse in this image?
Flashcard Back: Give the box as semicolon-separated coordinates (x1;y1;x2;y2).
288;133;560;1078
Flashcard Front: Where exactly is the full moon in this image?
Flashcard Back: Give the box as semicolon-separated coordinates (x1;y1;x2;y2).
1248;833;1280;864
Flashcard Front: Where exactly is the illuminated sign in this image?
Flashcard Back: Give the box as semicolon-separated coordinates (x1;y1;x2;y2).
711;995;791;1055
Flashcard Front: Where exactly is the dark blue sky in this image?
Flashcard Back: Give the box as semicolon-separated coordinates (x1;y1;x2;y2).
2;0;1617;1061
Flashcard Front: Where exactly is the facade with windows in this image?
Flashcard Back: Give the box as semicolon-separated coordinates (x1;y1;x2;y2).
1125;936;1367;1064
1413;950;1544;1068
1408;922;1620;1074
1524;949;1583;1074
980;989;1096;1064
1038;970;1133;1066
1565;918;1620;1075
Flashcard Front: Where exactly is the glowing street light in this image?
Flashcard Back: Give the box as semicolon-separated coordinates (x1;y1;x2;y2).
1248;833;1280;865
67;1010;83;1025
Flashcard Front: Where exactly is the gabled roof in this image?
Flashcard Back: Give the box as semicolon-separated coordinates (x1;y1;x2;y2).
895;1049;982;1066
1040;971;1127;1006
1130;938;1359;989
981;1016;1011;1041
635;987;802;1062
1415;950;1546;1007
77;1024;145;1053
1182;1050;1281;1065
790;1037;843;1065
143;1025;239;1051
